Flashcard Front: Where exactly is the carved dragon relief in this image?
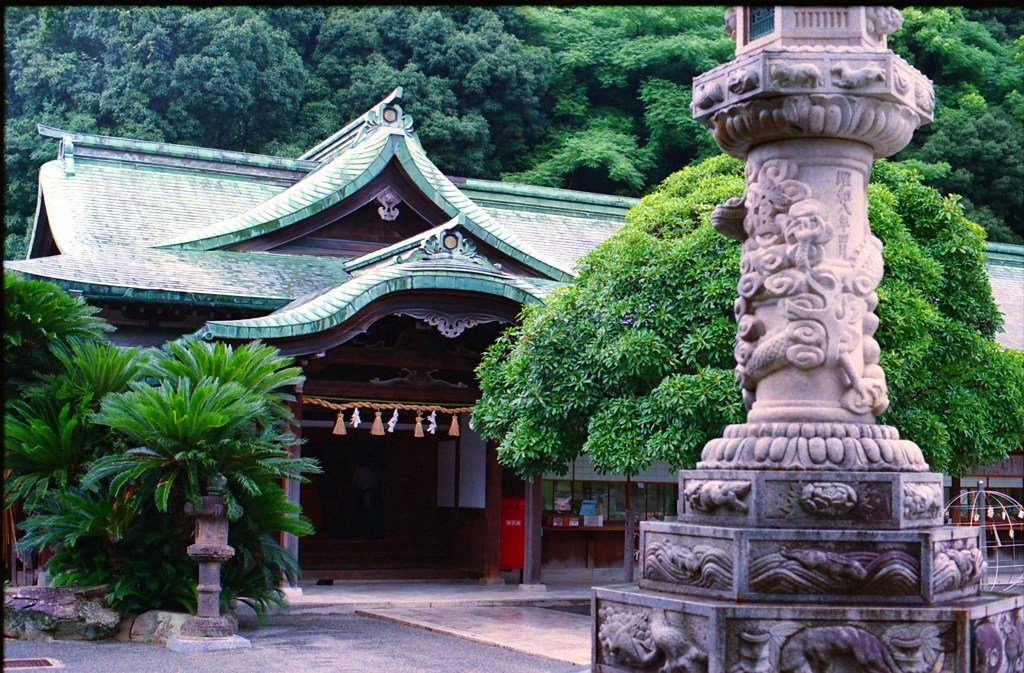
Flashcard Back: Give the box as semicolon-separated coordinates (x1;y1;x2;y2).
731;158;888;418
597;604;708;673
798;482;858;517
903;483;943;520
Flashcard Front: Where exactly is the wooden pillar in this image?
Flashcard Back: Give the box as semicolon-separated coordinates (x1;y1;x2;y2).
623;477;635;583
482;442;502;582
282;385;303;568
523;477;543;585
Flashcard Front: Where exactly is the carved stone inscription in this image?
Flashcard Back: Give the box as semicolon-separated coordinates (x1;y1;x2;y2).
748;540;919;596
644;535;733;591
726;619;955;673
763;479;891;522
596;603;709;673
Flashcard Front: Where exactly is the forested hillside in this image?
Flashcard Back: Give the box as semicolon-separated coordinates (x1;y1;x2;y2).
5;6;1023;259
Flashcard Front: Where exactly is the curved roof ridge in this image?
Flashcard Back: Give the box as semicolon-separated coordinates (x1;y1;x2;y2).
38;124;315;172
155;126;401;249
197;261;552;341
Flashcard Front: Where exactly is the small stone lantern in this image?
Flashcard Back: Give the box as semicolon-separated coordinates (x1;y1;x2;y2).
167;474;251;651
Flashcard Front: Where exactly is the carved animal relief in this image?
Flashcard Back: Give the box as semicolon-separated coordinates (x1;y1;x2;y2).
685;481;751;514
748;545;919;596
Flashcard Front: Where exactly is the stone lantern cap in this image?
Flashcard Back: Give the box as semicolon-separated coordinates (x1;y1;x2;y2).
692;6;934;158
729;7;903;55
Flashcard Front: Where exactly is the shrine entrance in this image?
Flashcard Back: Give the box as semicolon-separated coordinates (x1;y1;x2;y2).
291;311;519;580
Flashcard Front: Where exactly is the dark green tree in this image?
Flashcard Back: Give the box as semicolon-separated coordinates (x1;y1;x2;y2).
474;156;1024;480
890;7;1024;243
505;6;732;195
306;7;550;177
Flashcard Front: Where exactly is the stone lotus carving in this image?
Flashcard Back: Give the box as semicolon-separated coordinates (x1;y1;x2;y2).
699;421;927;471
597;605;708;673
748;546;919;595
903;483;943;520
705;93;924;160
932;544;986;594
882;624;948;673
685;481;751;514
798;482;858;517
644;539;733;590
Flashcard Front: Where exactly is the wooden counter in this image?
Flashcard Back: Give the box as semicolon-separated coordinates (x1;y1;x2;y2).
541;525;626;569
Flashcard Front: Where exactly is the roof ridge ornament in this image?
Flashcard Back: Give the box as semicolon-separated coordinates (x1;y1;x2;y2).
356;101;415;144
396;226;501;270
59;136;75;177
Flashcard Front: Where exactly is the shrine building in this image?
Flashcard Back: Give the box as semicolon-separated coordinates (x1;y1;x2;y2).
7;89;1023;582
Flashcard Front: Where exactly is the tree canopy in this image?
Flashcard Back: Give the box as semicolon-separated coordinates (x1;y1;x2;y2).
5;6;1022;260
473;157;1024;480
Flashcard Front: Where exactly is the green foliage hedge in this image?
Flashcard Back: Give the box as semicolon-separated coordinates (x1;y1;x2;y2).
474;157;1024;479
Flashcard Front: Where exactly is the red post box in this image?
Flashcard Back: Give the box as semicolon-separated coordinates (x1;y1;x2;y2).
499;497;525;570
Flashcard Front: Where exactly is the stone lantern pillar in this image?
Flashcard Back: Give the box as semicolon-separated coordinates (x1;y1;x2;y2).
591;7;1024;673
167;475;251;652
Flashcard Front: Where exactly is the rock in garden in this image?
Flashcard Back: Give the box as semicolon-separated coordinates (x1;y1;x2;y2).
4;585;120;641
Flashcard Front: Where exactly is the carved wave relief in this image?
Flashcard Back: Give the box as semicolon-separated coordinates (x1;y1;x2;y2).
644;539;733;590
748;546;919;595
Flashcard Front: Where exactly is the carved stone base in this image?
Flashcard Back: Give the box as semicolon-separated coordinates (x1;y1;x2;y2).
593;586;1024;673
699;423;927;472
639;520;984;606
178;615;236;639
677;470;944;529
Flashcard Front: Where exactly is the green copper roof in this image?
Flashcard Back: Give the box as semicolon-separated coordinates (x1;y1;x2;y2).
199;260;559;341
154;121;572;281
36;158;287;255
5;247;350;310
458;178;639;221
38;124;316;173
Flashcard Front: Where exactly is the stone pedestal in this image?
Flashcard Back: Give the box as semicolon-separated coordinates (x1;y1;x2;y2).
593;7;1024;673
168;475;250;652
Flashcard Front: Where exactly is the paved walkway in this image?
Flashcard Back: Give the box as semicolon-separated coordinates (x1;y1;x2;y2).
283;578;611;665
